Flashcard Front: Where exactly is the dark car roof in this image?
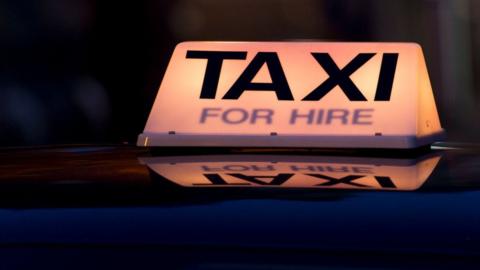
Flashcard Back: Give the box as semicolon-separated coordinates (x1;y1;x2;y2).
0;144;479;269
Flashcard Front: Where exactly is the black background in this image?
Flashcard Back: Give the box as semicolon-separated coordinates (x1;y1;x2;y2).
1;0;479;146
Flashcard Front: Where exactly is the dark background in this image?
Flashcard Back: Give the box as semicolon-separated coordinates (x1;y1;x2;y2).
1;0;479;146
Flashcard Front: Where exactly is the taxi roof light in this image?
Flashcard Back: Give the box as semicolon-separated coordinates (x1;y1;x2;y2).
138;41;444;149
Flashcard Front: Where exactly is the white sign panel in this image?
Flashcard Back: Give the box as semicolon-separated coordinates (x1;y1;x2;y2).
138;42;444;148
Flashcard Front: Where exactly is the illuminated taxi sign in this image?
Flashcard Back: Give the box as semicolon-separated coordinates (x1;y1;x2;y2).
138;42;444;148
140;154;441;190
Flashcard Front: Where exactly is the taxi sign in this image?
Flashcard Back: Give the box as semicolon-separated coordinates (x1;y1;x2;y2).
138;42;444;148
140;154;441;190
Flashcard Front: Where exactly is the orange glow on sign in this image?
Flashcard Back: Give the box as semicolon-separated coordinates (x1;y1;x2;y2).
138;42;444;148
140;154;441;190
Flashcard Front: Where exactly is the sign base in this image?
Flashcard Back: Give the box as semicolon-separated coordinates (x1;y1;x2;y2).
138;130;445;149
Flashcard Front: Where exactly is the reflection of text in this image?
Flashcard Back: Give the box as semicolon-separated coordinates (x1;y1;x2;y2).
165;173;396;189
201;164;373;174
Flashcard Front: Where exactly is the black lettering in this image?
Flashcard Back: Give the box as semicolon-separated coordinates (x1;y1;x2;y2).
228;173;294;185
374;53;398;101
308;174;368;187
303;53;374;101
186;50;247;99
193;174;250;186
223;52;294;100
374;176;396;188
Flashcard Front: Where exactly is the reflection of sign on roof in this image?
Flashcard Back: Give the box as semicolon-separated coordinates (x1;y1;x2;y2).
138;42;444;148
140;154;441;191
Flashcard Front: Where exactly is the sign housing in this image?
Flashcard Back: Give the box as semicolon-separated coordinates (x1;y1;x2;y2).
138;42;444;148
